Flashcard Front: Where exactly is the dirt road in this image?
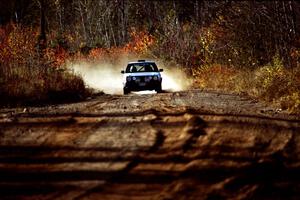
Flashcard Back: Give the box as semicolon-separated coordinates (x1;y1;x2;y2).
0;90;300;199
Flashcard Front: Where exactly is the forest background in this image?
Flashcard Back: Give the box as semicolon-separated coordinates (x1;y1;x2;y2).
0;0;299;113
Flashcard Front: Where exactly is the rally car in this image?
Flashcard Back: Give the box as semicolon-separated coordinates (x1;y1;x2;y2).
121;60;163;94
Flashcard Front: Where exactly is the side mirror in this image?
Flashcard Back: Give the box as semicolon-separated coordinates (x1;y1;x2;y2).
159;69;164;72
121;70;125;74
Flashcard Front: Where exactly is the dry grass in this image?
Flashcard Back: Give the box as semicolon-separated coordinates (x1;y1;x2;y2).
0;63;87;106
193;56;300;114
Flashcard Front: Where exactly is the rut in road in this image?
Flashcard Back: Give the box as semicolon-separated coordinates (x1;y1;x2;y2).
72;113;208;200
80;114;299;200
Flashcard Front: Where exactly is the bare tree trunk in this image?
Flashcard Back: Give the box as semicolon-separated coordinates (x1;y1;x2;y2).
77;0;87;44
194;0;199;23
38;0;47;54
108;16;116;47
121;0;128;44
289;1;297;38
55;0;63;33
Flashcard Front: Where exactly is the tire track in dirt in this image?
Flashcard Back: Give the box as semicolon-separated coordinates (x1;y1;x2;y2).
81;114;300;200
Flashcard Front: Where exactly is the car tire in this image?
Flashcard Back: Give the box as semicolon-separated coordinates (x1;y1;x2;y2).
155;84;162;93
123;88;130;95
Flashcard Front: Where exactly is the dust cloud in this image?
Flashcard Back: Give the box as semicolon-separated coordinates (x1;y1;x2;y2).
69;59;191;94
70;62;124;94
159;64;192;92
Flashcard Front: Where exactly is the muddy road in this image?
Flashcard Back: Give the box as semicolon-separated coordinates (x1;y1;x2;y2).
0;90;300;200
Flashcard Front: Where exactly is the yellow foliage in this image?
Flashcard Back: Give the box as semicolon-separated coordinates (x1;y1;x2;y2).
193;54;300;114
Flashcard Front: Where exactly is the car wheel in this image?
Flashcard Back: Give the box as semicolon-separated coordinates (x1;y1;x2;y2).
155;84;162;93
123;88;130;95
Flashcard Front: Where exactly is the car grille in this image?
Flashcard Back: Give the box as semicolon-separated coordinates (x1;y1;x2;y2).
136;76;146;82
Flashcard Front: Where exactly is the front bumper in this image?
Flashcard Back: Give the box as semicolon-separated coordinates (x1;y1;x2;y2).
125;80;161;91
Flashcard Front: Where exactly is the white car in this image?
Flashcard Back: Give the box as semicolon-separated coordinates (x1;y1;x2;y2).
121;60;163;94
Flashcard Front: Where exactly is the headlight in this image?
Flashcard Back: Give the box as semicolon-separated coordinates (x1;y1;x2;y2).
153;76;158;81
132;77;137;81
126;76;132;81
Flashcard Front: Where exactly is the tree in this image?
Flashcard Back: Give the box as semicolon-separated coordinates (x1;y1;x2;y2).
38;0;47;52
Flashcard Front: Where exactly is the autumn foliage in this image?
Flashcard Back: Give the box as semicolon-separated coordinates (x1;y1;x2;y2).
0;21;159;106
193;55;300;113
80;30;155;63
0;24;86;106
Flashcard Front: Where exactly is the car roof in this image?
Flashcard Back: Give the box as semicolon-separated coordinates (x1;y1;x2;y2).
128;60;155;64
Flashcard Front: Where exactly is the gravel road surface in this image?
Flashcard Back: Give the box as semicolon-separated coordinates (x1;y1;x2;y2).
0;90;300;199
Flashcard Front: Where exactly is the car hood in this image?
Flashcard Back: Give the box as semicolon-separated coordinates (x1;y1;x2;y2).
125;72;161;77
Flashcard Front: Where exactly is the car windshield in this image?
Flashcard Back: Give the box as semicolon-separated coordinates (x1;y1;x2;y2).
126;63;158;73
